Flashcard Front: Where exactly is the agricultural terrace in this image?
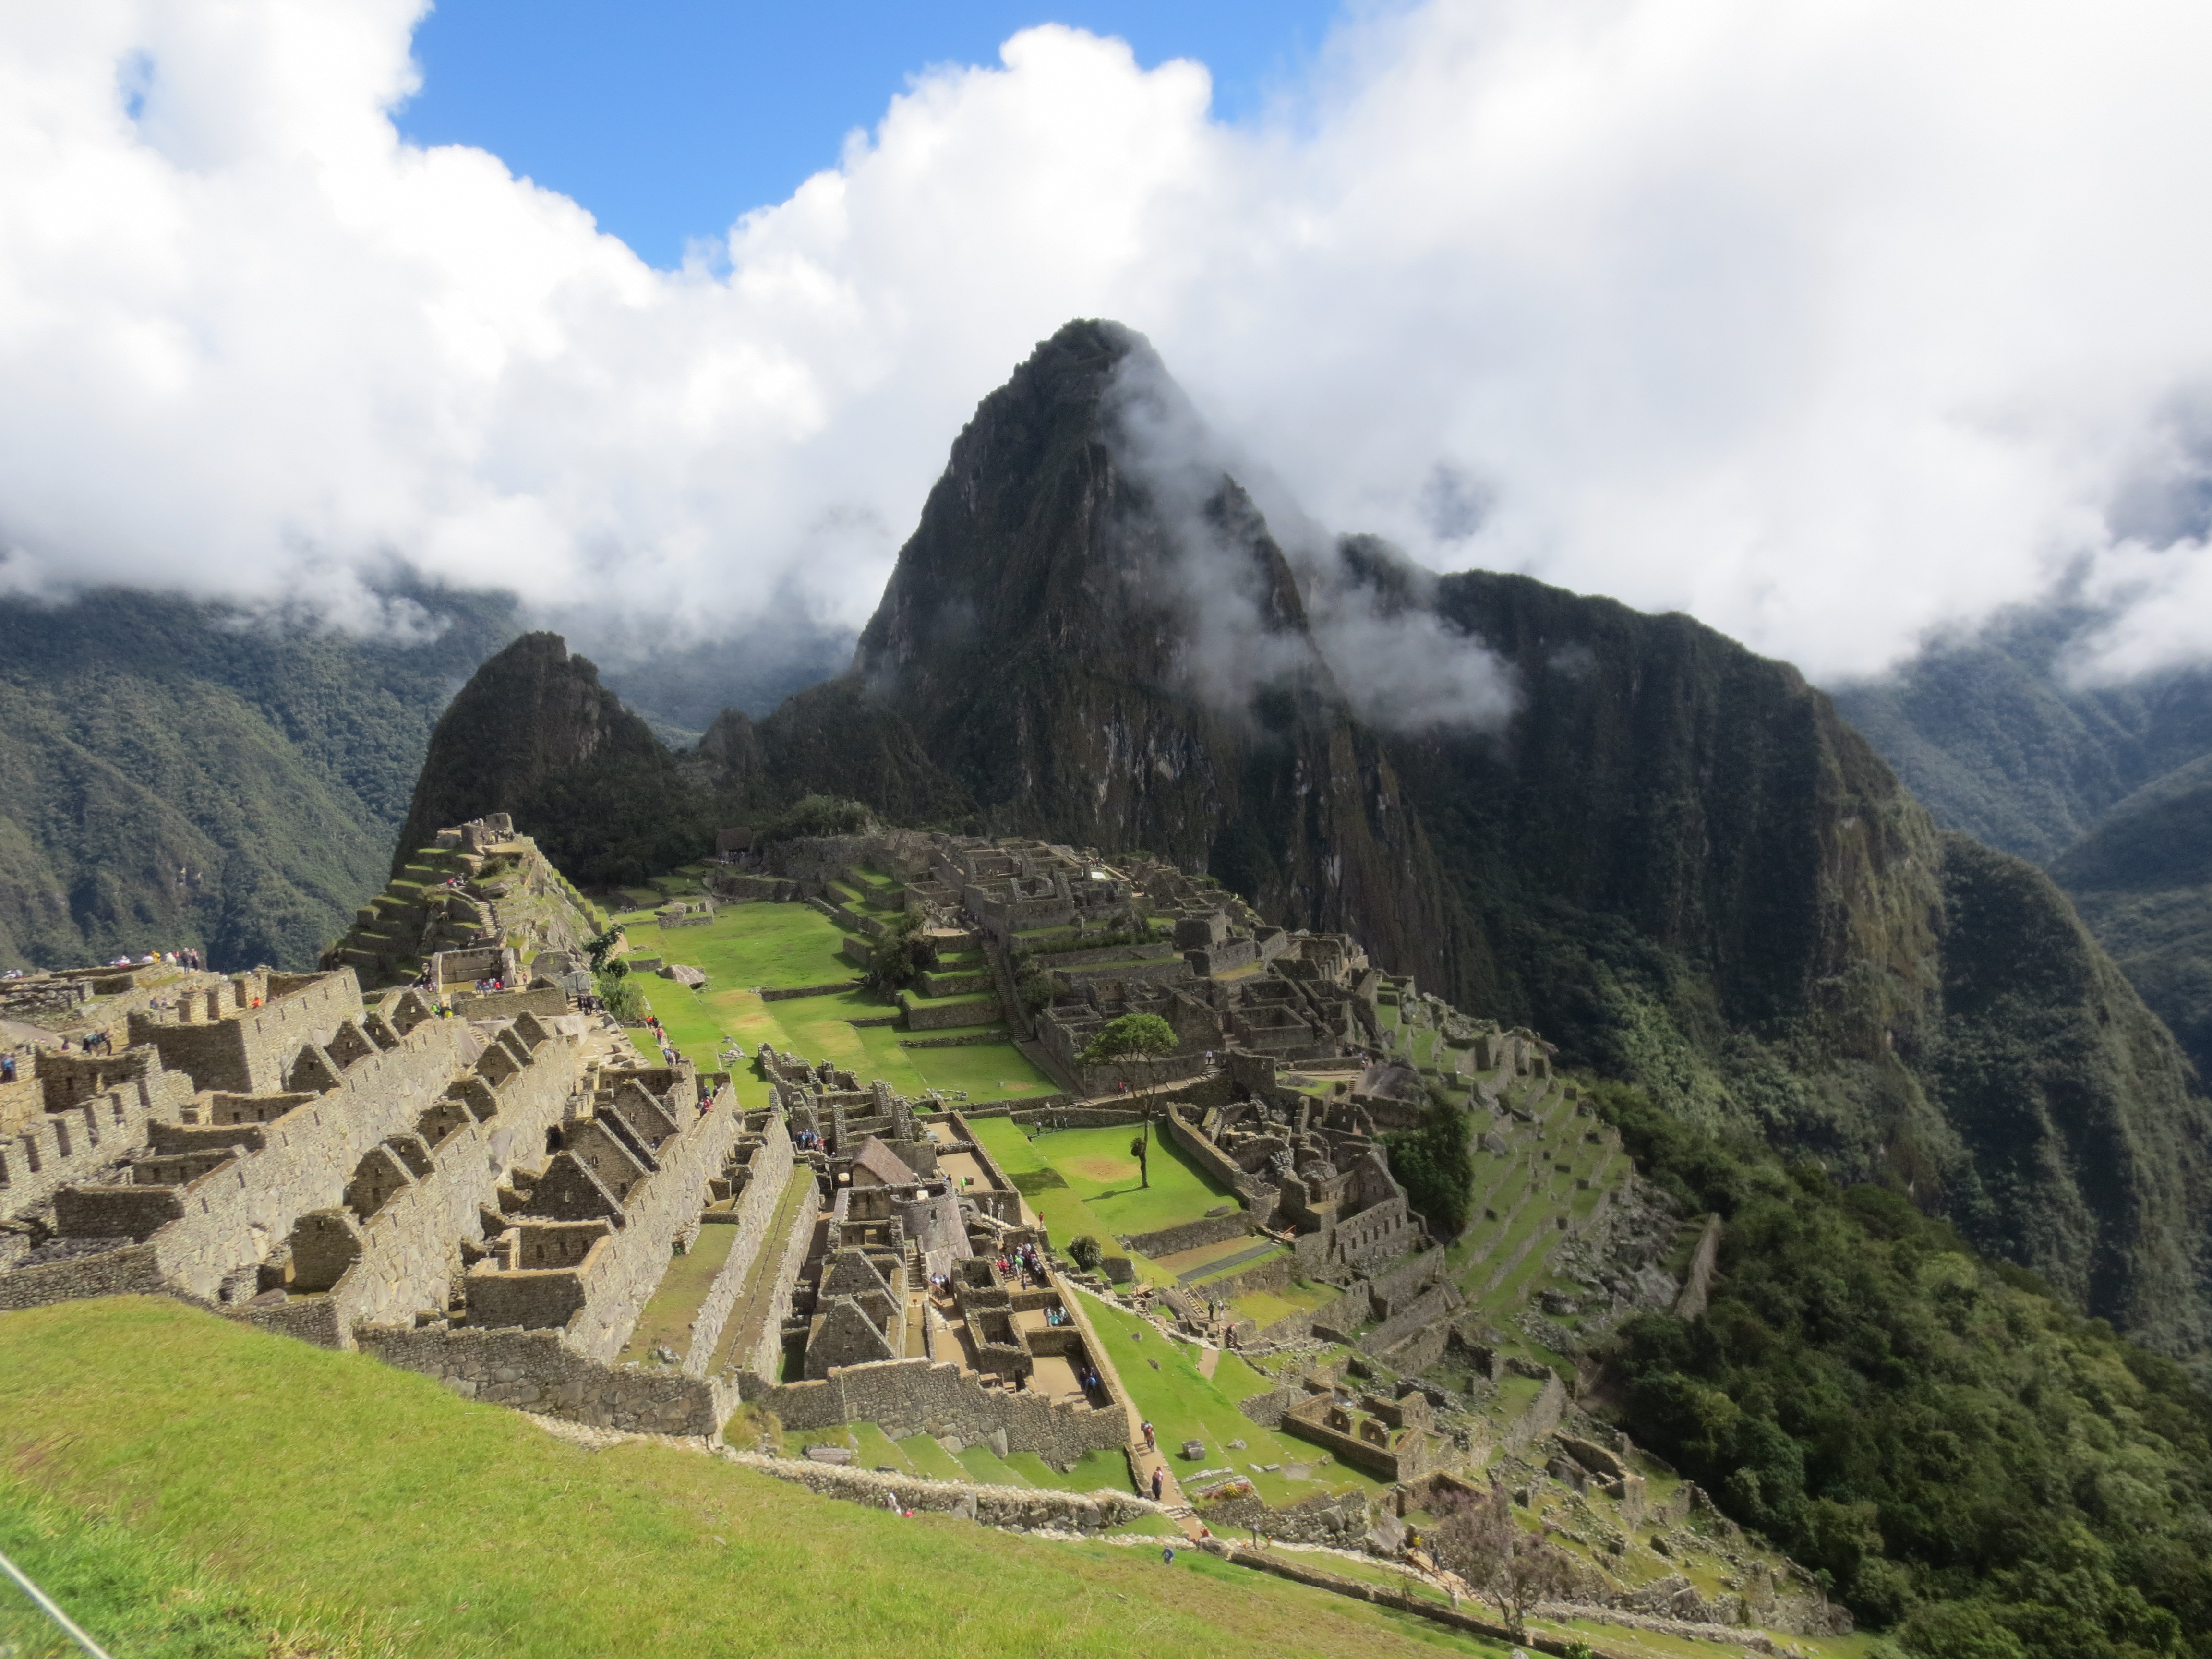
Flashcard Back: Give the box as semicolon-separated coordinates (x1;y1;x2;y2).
607;896;1056;1108
1074;1289;1392;1512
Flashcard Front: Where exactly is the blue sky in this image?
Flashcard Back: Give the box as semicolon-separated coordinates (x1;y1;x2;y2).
397;1;1350;266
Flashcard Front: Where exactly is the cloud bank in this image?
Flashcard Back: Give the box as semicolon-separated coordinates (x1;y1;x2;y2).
4;0;2212;682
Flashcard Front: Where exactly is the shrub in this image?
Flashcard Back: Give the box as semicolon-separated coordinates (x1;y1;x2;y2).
597;971;647;1023
1067;1235;1105;1272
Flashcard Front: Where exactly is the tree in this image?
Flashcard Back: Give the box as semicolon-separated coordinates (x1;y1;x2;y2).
1080;1012;1178;1188
1384;1098;1477;1236
1067;1235;1105;1272
865;912;928;995
1077;1012;1178;1080
596;970;646;1024
1430;1484;1576;1638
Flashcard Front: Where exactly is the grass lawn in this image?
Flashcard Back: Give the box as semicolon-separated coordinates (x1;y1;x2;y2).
1232;1280;1342;1330
610;902;1055;1107
0;1298;1471;1659
630;966;1053;1110
1031;1124;1239;1235
1076;1290;1389;1511
616;901;856;990
900;1042;1055;1103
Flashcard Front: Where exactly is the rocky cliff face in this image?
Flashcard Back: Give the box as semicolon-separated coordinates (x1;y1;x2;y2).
753;321;1462;986
700;319;2212;1357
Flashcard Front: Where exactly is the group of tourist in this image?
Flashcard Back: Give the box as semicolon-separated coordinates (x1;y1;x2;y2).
102;948;204;971
793;1127;824;1150
995;1243;1050;1287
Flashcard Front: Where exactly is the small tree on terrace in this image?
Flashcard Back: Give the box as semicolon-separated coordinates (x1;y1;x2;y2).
1078;1011;1178;1189
865;912;928;995
1430;1482;1577;1638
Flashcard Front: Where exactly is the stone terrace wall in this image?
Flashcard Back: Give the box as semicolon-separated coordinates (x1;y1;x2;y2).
680;1115;795;1381
1120;1212;1249;1258
732;1163;822;1382
741;1358;1127;1466
563;1077;747;1363
1161;1106;1278;1216
358;1322;731;1437
149;1012;470;1300
725;1455;1159;1530
0;1241;165;1311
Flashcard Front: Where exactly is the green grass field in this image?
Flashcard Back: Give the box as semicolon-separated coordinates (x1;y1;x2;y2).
617;901;856;989
1031;1124;1238;1234
1076;1290;1390;1511
1232;1279;1341;1330
614;902;1054;1107
0;1298;1486;1659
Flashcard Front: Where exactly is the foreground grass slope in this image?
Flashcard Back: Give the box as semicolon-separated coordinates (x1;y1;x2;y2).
0;1298;1489;1659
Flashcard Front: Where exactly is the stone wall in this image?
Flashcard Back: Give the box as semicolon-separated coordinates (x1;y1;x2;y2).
0;1241;166;1310
761;980;866;1003
0;1060;196;1221
325;1021;583;1334
562;1076;746;1363
1673;1214;1723;1319
1119;1212;1249;1258
723;1453;1158;1530
740;1358;1128;1466
451;988;570;1020
1501;1370;1570;1451
737;1165;823;1380
899;994;1002;1032
1161;1106;1277;1213
146;1011;471;1301
130;970;361;1096
358;1321;732;1436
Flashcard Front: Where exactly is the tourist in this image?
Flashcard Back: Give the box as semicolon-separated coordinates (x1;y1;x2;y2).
0;1053;14;1084
1142;1419;1155;1450
1151;1467;1164;1502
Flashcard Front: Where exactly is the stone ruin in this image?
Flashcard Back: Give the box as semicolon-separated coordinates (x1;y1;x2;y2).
745;1042;1127;1467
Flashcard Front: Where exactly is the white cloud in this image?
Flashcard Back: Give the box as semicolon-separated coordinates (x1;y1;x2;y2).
3;0;2211;681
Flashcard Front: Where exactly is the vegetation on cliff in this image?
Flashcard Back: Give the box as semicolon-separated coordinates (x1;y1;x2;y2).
1591;1079;2212;1658
1831;609;2212;1094
393;632;721;887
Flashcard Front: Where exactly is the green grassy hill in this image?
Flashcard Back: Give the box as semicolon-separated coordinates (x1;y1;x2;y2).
0;1298;1498;1659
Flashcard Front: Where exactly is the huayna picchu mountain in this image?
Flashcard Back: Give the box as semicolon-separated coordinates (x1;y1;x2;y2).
400;320;2212;1366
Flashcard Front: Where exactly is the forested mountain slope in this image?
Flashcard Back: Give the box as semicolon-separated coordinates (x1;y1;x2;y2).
0;588;514;972
1833;613;2212;1087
